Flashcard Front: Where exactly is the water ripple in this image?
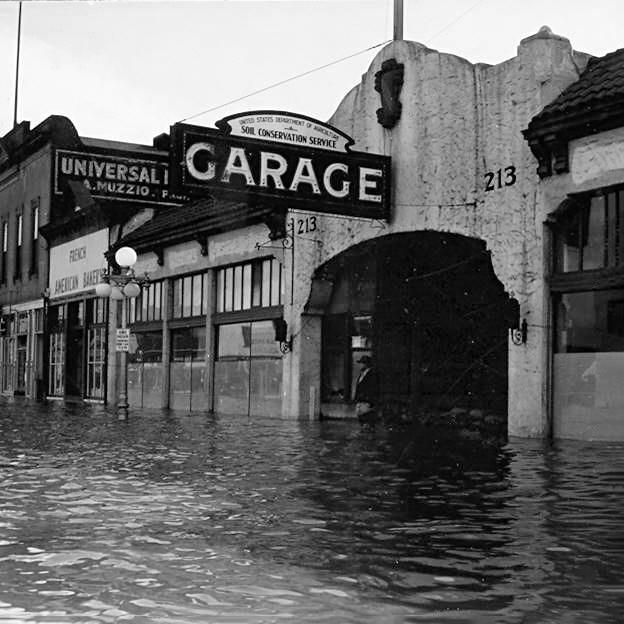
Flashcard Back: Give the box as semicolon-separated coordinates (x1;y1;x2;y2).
0;401;623;622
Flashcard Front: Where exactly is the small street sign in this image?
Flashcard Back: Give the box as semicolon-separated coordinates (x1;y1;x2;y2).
116;328;130;352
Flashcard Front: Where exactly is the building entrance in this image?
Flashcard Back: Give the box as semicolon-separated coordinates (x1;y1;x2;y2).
318;232;510;422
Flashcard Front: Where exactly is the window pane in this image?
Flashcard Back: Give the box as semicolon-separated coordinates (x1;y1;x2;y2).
32;203;39;239
262;260;271;307
172;278;182;318
251;320;281;357
555;289;624;353
224;268;233;312
607;192;618;267
619;191;624;267
270;259;281;306
130;331;163;363
555;211;581;273
192;274;203;317
141;285;149;320
233;265;243;311
582;197;606;270
183;276;192;317
172;327;205;361
216;269;224;313
218;323;250;358
154;282;162;320
242;264;252;309
252;263;262;307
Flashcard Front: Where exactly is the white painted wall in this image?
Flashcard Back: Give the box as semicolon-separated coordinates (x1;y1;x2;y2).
286;28;589;437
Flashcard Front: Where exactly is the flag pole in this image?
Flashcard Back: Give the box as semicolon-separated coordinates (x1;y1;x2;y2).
393;0;403;41
13;1;23;128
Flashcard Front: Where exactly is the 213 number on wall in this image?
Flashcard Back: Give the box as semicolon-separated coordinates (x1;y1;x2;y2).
484;166;516;192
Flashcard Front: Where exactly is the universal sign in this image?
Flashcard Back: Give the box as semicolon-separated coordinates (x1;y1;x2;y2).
54;148;186;206
169;112;391;219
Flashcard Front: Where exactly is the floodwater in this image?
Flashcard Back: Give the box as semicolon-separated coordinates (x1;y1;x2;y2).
0;399;623;624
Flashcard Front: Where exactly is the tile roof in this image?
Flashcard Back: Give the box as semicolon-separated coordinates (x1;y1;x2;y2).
114;195;275;251
528;47;624;129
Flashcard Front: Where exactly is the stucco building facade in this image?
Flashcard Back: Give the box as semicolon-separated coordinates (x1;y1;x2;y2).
280;27;593;437
3;28;623;441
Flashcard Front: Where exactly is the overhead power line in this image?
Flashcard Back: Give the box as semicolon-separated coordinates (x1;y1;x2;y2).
178;40;392;124
178;0;488;125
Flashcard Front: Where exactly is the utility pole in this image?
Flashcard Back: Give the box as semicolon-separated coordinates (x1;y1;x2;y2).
13;1;23;128
393;0;403;41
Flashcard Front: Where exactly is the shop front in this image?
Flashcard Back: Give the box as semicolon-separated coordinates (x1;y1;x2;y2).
46;228;109;401
0;304;44;397
524;47;624;439
114;193;288;415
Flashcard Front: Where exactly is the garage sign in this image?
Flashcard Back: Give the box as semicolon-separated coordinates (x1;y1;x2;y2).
169;112;391;219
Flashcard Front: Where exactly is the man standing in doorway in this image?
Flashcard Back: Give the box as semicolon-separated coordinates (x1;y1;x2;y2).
354;355;378;426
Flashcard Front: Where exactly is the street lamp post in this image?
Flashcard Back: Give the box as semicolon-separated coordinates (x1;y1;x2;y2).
95;246;149;418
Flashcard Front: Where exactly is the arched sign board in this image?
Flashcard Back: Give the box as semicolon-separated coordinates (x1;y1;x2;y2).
169;111;391;220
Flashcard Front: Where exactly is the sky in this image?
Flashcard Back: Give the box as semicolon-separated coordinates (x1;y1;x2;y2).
1;0;623;145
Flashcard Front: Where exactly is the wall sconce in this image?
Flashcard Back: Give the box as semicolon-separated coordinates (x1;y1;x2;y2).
505;296;527;345
511;318;528;345
273;318;292;353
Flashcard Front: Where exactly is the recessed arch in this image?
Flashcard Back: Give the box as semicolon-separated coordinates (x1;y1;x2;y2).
309;231;511;426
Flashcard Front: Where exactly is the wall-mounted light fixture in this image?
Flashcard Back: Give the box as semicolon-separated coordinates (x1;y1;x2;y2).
273;317;292;353
506;296;528;345
95;246;149;417
511;318;528;345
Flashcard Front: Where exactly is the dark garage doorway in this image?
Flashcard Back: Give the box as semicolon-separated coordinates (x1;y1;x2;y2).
317;232;510;422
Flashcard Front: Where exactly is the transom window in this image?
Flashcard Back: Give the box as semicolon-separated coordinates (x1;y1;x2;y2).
172;272;208;319
129;280;163;323
555;188;624;273
216;258;283;313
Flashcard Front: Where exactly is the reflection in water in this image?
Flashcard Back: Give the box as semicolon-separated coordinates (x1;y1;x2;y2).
0;398;623;623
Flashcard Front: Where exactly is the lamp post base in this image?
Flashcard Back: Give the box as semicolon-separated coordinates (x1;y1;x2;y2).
117;397;129;420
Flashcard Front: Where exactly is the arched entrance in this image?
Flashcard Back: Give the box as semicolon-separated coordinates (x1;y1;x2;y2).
313;232;511;423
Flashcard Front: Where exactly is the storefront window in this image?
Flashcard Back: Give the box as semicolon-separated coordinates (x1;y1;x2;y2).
48;332;65;397
86;327;106;399
171;327;206;361
129;331;163;363
169;327;207;411
214;321;282;416
552;187;624;438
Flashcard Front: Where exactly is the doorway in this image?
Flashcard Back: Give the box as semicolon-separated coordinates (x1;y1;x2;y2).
318;232;510;420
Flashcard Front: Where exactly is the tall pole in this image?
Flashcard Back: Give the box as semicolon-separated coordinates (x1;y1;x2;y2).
393;0;403;41
13;1;23;128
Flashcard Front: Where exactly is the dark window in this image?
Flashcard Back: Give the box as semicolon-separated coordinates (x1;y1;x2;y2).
554;189;624;273
14;213;22;281
216;259;282;313
30;198;39;276
554;289;624;353
1;221;7;284
129;331;163;363
171;326;206;362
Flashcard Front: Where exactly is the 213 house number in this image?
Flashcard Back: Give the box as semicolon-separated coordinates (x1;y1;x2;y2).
484;166;516;191
289;216;317;235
